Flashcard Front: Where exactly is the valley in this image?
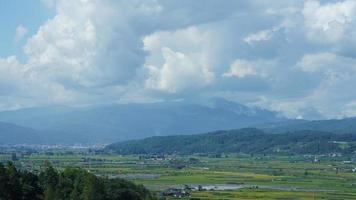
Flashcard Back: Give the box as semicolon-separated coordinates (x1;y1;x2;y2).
2;145;356;199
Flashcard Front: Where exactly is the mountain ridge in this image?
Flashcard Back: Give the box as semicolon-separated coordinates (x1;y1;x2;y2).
106;128;356;155
0;121;46;144
2;99;356;145
0;99;283;144
257;117;356;134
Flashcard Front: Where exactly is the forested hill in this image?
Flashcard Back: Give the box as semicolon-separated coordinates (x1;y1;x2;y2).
0;162;155;200
257;117;356;134
106;128;356;155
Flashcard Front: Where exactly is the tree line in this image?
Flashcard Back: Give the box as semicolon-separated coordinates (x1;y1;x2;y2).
107;128;356;155
0;162;156;200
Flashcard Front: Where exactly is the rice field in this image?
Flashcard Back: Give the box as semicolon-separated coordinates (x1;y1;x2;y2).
2;151;356;199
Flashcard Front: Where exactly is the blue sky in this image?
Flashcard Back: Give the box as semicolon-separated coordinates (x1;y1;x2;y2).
0;0;54;60
1;0;356;119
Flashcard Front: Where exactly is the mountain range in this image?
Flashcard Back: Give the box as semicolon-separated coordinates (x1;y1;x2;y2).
0;99;283;144
1;98;356;145
0;121;46;144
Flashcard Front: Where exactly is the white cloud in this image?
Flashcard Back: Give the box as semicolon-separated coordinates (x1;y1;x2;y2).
23;0;142;88
223;59;258;78
303;0;356;43
144;27;215;93
21;0;233;91
244;18;296;45
223;59;274;78
238;50;356;119
297;52;356;73
14;25;28;42
24;13;99;87
297;52;337;72
2;0;356;119
145;47;214;93
0;56;82;110
244;29;274;44
0;56;24;93
268;51;356;119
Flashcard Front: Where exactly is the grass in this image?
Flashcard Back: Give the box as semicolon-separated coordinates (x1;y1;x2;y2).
191;188;356;200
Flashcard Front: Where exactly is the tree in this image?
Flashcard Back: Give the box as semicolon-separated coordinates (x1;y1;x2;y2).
39;164;59;200
7;162;23;200
80;174;106;200
0;163;11;200
0;163;156;200
21;171;43;200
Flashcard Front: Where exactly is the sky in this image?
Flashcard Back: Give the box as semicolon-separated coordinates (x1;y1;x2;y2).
0;0;356;120
0;0;54;60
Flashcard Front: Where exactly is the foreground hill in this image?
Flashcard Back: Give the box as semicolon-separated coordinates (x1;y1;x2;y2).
106;128;356;155
0;99;282;143
0;163;155;200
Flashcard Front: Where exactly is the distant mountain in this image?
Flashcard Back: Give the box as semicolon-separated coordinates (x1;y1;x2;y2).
0;121;46;144
0;99;283;144
106;128;356;155
257;117;356;134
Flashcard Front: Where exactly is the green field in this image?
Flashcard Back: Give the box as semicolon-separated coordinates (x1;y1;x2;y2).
2;151;356;199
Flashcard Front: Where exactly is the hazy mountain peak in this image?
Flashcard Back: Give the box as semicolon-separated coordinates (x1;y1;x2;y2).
0;100;284;144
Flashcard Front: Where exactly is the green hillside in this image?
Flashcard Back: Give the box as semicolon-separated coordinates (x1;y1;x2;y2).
107;128;356;155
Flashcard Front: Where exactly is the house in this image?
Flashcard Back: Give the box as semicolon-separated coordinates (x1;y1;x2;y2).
161;188;190;198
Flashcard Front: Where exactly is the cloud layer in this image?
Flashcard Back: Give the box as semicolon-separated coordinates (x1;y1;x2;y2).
1;0;356;119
